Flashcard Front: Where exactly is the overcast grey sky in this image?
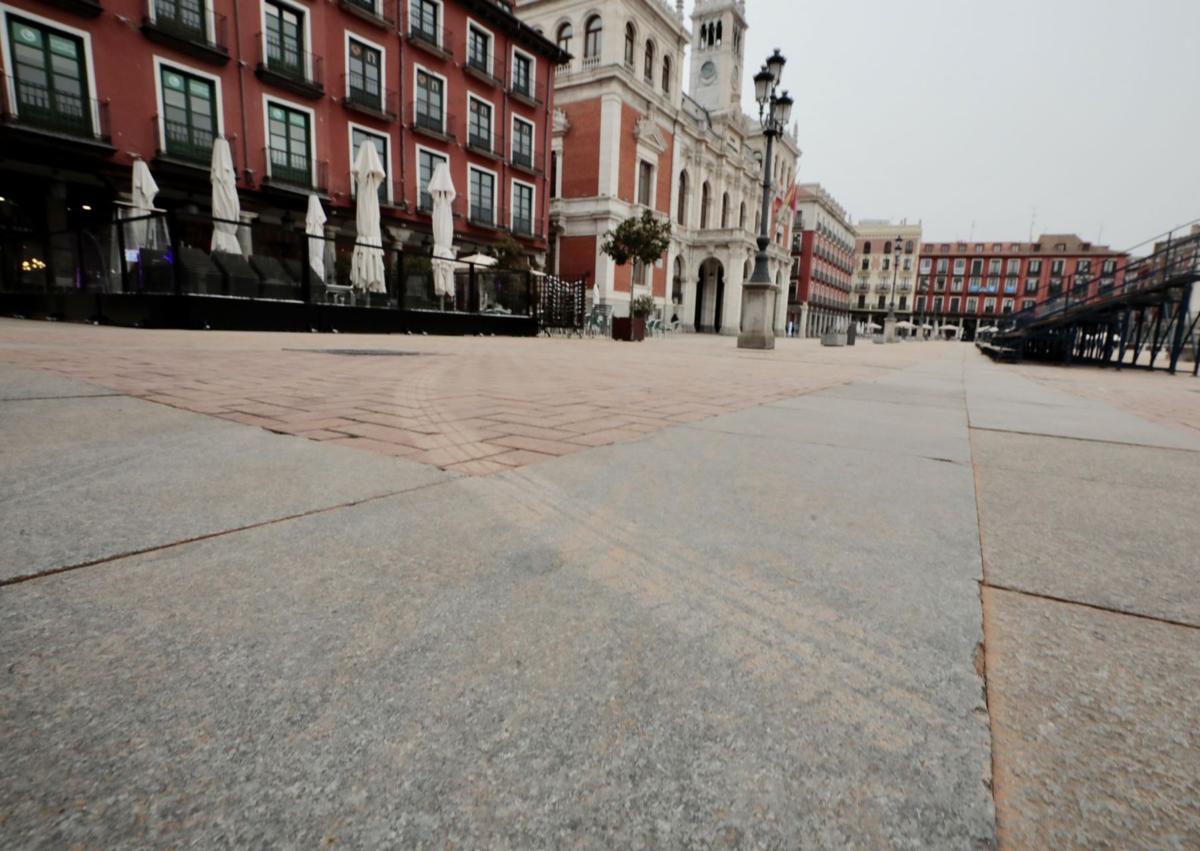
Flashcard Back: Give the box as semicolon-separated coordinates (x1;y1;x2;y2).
686;0;1200;250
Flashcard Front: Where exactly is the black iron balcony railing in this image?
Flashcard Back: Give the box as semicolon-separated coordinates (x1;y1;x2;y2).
143;0;228;62
408;22;453;60
510;147;534;170
342;74;397;119
411;106;455;140
263;146;328;192
469;205;496;228
509;74;544;104
1;73;109;143
465;52;504;87
256;34;324;98
467;132;502;158
162;116;214;162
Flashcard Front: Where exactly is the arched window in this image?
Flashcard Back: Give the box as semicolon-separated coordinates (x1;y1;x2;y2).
677;170;688;226
863;241;871;254
584;15;602;59
624;22;635;67
556;22;572;54
715;19;723;45
643;40;655;84
721;193;730;228
662;55;672;93
884;241;892;254
738;201;746;230
700;181;711;229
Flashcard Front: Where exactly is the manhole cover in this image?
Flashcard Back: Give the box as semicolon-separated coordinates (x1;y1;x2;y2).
286;349;426;357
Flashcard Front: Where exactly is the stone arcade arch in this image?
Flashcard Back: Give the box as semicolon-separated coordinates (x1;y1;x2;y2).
694;257;726;333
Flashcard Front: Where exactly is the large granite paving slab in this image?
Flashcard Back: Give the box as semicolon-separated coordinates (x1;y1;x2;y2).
0;381;995;848
965;361;1200;450
0;394;452;581
974;429;1200;626
0;363;115;400
984;587;1200;848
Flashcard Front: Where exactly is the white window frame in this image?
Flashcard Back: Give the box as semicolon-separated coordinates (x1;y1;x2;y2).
347;122;393;205
0;3;100;118
343;30;387;104
260;0;314;80
408;0;443;47
466;91;495;151
510;44;536;97
966;296;979;312
412;63;447;130
636;159;655;208
511;113;534;165
261;94;316;185
414;142;448;210
152;56;226;158
467;163;498;225
464;17;494;77
510;177;536;233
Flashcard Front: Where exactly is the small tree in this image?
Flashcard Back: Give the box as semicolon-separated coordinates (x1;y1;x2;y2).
600;210;671;268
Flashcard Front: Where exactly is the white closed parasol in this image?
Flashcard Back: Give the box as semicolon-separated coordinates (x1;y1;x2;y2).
350;141;387;293
429;161;457;301
209;137;242;254
130;158;160;249
305;194;327;285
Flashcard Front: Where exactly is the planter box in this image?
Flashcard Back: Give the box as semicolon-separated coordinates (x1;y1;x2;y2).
820;331;847;347
612;317;646;341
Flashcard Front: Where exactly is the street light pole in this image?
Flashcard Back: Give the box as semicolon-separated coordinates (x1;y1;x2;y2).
884;240;901;342
737;50;793;351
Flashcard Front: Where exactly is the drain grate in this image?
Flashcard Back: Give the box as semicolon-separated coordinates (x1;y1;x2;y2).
286;348;427;357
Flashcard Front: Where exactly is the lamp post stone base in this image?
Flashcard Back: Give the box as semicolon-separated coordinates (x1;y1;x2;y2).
884;314;898;343
737;283;778;350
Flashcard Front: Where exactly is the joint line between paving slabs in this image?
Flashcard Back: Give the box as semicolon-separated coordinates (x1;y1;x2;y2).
0;477;457;588
980;582;1200;631
968;425;1200;454
966;371;1002;842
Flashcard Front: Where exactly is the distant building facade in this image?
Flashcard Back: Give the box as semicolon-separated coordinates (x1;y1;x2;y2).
851;220;921;330
514;0;799;332
915;234;1127;337
787;183;853;337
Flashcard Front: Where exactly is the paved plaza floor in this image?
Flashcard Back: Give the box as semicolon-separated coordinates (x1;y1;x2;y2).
1;318;1198;848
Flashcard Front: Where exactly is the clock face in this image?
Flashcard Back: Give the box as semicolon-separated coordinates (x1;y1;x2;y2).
700;61;717;83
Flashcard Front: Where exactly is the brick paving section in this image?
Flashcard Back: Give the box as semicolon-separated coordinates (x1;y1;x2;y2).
0;319;950;473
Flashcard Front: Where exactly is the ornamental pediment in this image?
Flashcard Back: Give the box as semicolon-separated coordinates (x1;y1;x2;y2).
633;116;668;154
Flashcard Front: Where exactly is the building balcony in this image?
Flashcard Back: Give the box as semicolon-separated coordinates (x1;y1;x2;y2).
509;148;542;177
337;0;395;30
509;216;545;241
509;77;547;109
37;0;103;17
468;205;498;230
260;148;328;195
407;23;454;62
0;73;113;155
256;36;324;100
410;107;456;142
464;54;504;89
341;75;397;122
141;1;229;66
466;132;503;161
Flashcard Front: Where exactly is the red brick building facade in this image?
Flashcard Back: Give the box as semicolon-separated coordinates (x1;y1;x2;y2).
787;183;853;337
0;0;565;253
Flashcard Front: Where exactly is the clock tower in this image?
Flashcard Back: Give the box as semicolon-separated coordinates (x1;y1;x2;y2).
688;0;748;114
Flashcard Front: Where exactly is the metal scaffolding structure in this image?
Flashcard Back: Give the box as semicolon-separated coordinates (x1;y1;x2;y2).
988;226;1200;374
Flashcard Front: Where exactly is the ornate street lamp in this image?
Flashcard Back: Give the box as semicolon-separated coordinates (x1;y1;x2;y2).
738;50;792;350
884;238;902;341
